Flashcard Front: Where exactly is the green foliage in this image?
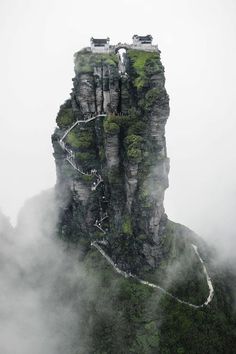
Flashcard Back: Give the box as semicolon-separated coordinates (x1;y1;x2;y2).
127;50;160;89
124;134;143;146
143;88;162;110
56;108;74;128
74;52;118;74
74;131;94;149
144;57;162;76
122;216;133;235
102;111;145;137
74;53;93;74
127;146;142;162
66;128;94;150
127;121;147;135
81;174;93;182
56;46;236;354
75;151;96;162
101;53;119;66
124;134;143;163
58;216;236;354
66;131;80;148
131;321;160;353
138;187;152;208
103;111;145;163
103;116;120;135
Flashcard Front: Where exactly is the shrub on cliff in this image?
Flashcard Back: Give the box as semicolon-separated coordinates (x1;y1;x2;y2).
56;107;74;128
66;128;94;150
103;116;120;135
124;134;143;163
127;50;161;89
74;52;118;74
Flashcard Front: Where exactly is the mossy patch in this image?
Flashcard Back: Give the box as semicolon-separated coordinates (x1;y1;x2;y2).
75;151;96;162
66;126;95;151
124;134;143;163
74;52;119;74
122;216;133;235
103;116;120;135
56;107;74;128
127;50;161;89
140;88;162;110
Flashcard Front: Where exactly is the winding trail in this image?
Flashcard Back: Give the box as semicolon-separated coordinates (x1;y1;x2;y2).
59;114;215;308
59;113;109;232
91;241;214;309
58;80;214;309
59;114;107;178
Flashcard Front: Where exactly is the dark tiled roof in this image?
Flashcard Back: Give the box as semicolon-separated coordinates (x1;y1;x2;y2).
133;34;153;41
91;38;109;45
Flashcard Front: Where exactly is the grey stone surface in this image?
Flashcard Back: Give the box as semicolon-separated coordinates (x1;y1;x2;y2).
53;47;170;271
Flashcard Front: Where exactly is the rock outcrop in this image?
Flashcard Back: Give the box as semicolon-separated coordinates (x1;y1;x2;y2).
50;40;236;354
52;45;170;271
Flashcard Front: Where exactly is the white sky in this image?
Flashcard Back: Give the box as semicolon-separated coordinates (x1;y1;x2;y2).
0;0;236;249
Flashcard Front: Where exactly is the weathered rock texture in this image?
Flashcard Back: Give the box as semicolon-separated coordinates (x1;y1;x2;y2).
52;47;170;273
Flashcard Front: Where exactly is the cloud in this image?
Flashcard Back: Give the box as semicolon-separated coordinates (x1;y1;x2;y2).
0;189;95;354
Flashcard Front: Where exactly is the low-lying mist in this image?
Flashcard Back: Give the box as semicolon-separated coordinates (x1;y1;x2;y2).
1;186;235;353
0;190;95;354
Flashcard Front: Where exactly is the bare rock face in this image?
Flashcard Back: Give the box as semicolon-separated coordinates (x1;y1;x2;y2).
75;73;96;114
52;47;170;272
71;180;90;204
125;163;139;211
104;134;119;169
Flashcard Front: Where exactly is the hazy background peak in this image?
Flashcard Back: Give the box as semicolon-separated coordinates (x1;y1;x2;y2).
0;0;236;257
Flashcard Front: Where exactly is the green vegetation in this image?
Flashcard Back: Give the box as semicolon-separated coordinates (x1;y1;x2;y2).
56;107;74;128
127;146;142;162
66;127;95;159
127;121;146;135
138;186;152;208
124;134;143;163
143;88;162;110
103;111;146;164
81;174;93;182
122;216;133;235
102;110;146;136
103;116;120;135
74;52;118;74
75;151;96;162
66;131;81;148
124;134;143;146
73;131;94;149
76;223;236;354
54;47;236;354
127;50;161;89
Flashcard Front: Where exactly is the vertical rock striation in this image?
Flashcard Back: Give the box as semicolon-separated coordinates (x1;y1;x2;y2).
52;45;170;272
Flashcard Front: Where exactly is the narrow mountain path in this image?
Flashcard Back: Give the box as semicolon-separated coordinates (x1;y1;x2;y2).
58;82;214;309
59;115;215;308
59;113;108;233
91;241;214;309
59;114;106;178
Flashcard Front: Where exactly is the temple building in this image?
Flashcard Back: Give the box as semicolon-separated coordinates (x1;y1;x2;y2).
90;37;110;53
132;35;153;47
89;35;158;54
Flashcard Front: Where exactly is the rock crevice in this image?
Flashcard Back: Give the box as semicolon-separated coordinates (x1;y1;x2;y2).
52;46;170;271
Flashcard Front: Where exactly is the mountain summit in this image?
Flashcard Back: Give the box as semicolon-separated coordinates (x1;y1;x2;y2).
53;36;169;270
52;36;236;354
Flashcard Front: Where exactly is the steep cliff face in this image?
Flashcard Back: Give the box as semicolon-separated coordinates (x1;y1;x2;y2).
52;47;169;272
51;44;236;354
